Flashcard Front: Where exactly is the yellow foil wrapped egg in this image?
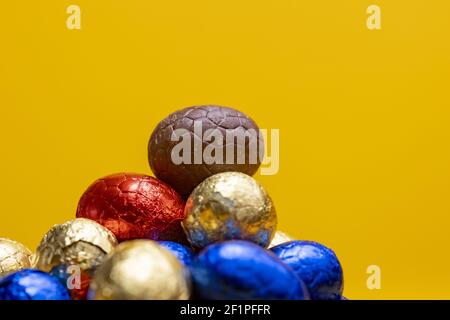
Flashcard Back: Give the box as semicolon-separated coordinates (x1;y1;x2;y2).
88;240;191;300
182;172;277;249
33;218;118;299
0;238;33;278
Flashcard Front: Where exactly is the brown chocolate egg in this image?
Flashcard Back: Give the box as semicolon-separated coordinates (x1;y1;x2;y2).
148;105;264;197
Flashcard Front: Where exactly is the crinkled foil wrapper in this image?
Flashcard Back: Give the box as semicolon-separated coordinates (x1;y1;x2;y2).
88;240;191;300
182;172;277;248
268;231;294;248
0;238;32;278
34;218;118;273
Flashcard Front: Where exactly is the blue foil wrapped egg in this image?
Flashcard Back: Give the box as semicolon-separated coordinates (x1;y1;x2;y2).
191;240;309;300
158;241;194;266
0;269;70;300
271;240;343;300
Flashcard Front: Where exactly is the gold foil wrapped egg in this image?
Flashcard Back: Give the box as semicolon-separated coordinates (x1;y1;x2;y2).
268;231;294;248
182;172;277;248
88;240;191;300
0;238;33;278
34;218;118;299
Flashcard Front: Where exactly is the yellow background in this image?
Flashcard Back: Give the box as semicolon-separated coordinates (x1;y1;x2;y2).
1;1;449;299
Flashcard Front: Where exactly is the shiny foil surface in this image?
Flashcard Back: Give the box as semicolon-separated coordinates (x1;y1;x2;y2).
268;231;294;248
157;241;194;266
0;238;33;278
191;240;309;300
34;218;118;299
76;173;186;242
0;269;70;300
88;240;191;300
271;240;344;300
182;172;277;248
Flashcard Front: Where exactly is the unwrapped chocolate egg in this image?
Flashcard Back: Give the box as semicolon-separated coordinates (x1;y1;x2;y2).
0;238;33;278
76;173;187;243
34;218;118;299
88;240;191;300
148;105;264;197
182;172;277;248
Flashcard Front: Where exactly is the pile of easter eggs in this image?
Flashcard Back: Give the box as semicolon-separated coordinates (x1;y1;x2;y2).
0;105;344;300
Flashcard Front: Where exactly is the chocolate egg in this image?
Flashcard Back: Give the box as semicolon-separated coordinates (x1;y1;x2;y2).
182;172;277;249
191;240;309;300
0;269;70;300
88;240;191;300
148;105;264;197
0;238;33;278
34;218;118;299
76;173;187;243
271;240;344;300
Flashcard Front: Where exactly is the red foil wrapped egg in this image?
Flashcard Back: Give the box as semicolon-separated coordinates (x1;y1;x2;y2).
76;173;186;242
